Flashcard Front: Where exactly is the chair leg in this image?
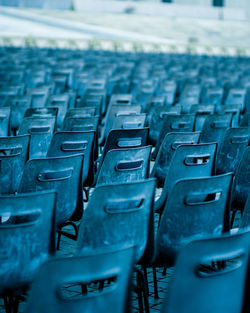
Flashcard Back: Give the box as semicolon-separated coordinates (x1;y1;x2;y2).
162;266;167;276
136;272;144;313
3;296;19;313
3;296;11;313
142;266;149;296
13;297;19;313
137;269;150;313
153;267;159;299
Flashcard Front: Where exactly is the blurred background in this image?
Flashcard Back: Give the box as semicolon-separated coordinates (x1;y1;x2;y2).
0;0;249;55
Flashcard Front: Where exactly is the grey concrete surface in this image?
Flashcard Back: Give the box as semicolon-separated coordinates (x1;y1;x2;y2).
0;6;250;55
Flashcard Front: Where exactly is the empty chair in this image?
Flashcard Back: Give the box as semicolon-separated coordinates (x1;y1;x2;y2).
155;143;217;213
220;103;241;127
24;107;58;119
101;105;142;144
231;147;250;224
0;135;29;194
25;247;135;313
63;116;99;133
101;128;149;163
96;146;151;186
111;113;146;130
47;94;69;129
109;93;133;106
47;131;95;186
148;107;181;145
0;107;11;137
18;116;55;159
77;179;156;313
215;127;249;175
78;179;155;264
156;173;233;266
161;230;250;313
202;86;224;110
225;88;246;112
200;113;232;145
144;96;165;113
151;132;200;186
190;104;215;131
27;88;49;108
8;96;31;135
18;154;84;226
65;107;98;119
0;191;56;313
153;114;195;158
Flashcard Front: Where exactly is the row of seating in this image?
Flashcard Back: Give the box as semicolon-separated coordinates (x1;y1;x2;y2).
0;47;249;313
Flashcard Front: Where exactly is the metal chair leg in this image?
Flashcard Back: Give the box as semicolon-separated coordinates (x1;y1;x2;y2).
153;267;159;299
136;271;144;313
137;269;150;313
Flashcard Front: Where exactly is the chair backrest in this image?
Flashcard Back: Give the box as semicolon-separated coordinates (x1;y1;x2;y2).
65;107;98;119
215;127;249;175
101;128;149;162
231;146;250;211
155;143;217;212
148;107;181;145
18;154;84;225
47;94;69;129
161;230;250;313
0;107;11;137
109;93;133;106
157;173;234;266
225;88;246;112
63;116;99;133
111;113;146;130
27;88;49;108
8;96;31;134
18;116;55;159
0;135;30;194
0;191;56;296
190;104;215;131
200;113;232;145
25;247;135;313
153;114;196;158
96;146;151;186
102;105;142;143
62;116;99;159
77;179;156;264
47;131;95;186
151;132;200;186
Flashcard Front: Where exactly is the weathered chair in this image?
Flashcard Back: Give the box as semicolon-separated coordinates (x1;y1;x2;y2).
18;116;55;159
96;146;151;186
18;154;84;226
151;132;200;186
0;135;30;194
25;247;135;313
77;179;156;313
161;229;250;313
215;127;249;175
0;191;56;313
155;143;217;213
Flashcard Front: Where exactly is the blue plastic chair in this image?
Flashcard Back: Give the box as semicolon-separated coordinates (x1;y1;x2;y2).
25;247;135;313
0;135;30;194
161;230;250;313
0;191;56;313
